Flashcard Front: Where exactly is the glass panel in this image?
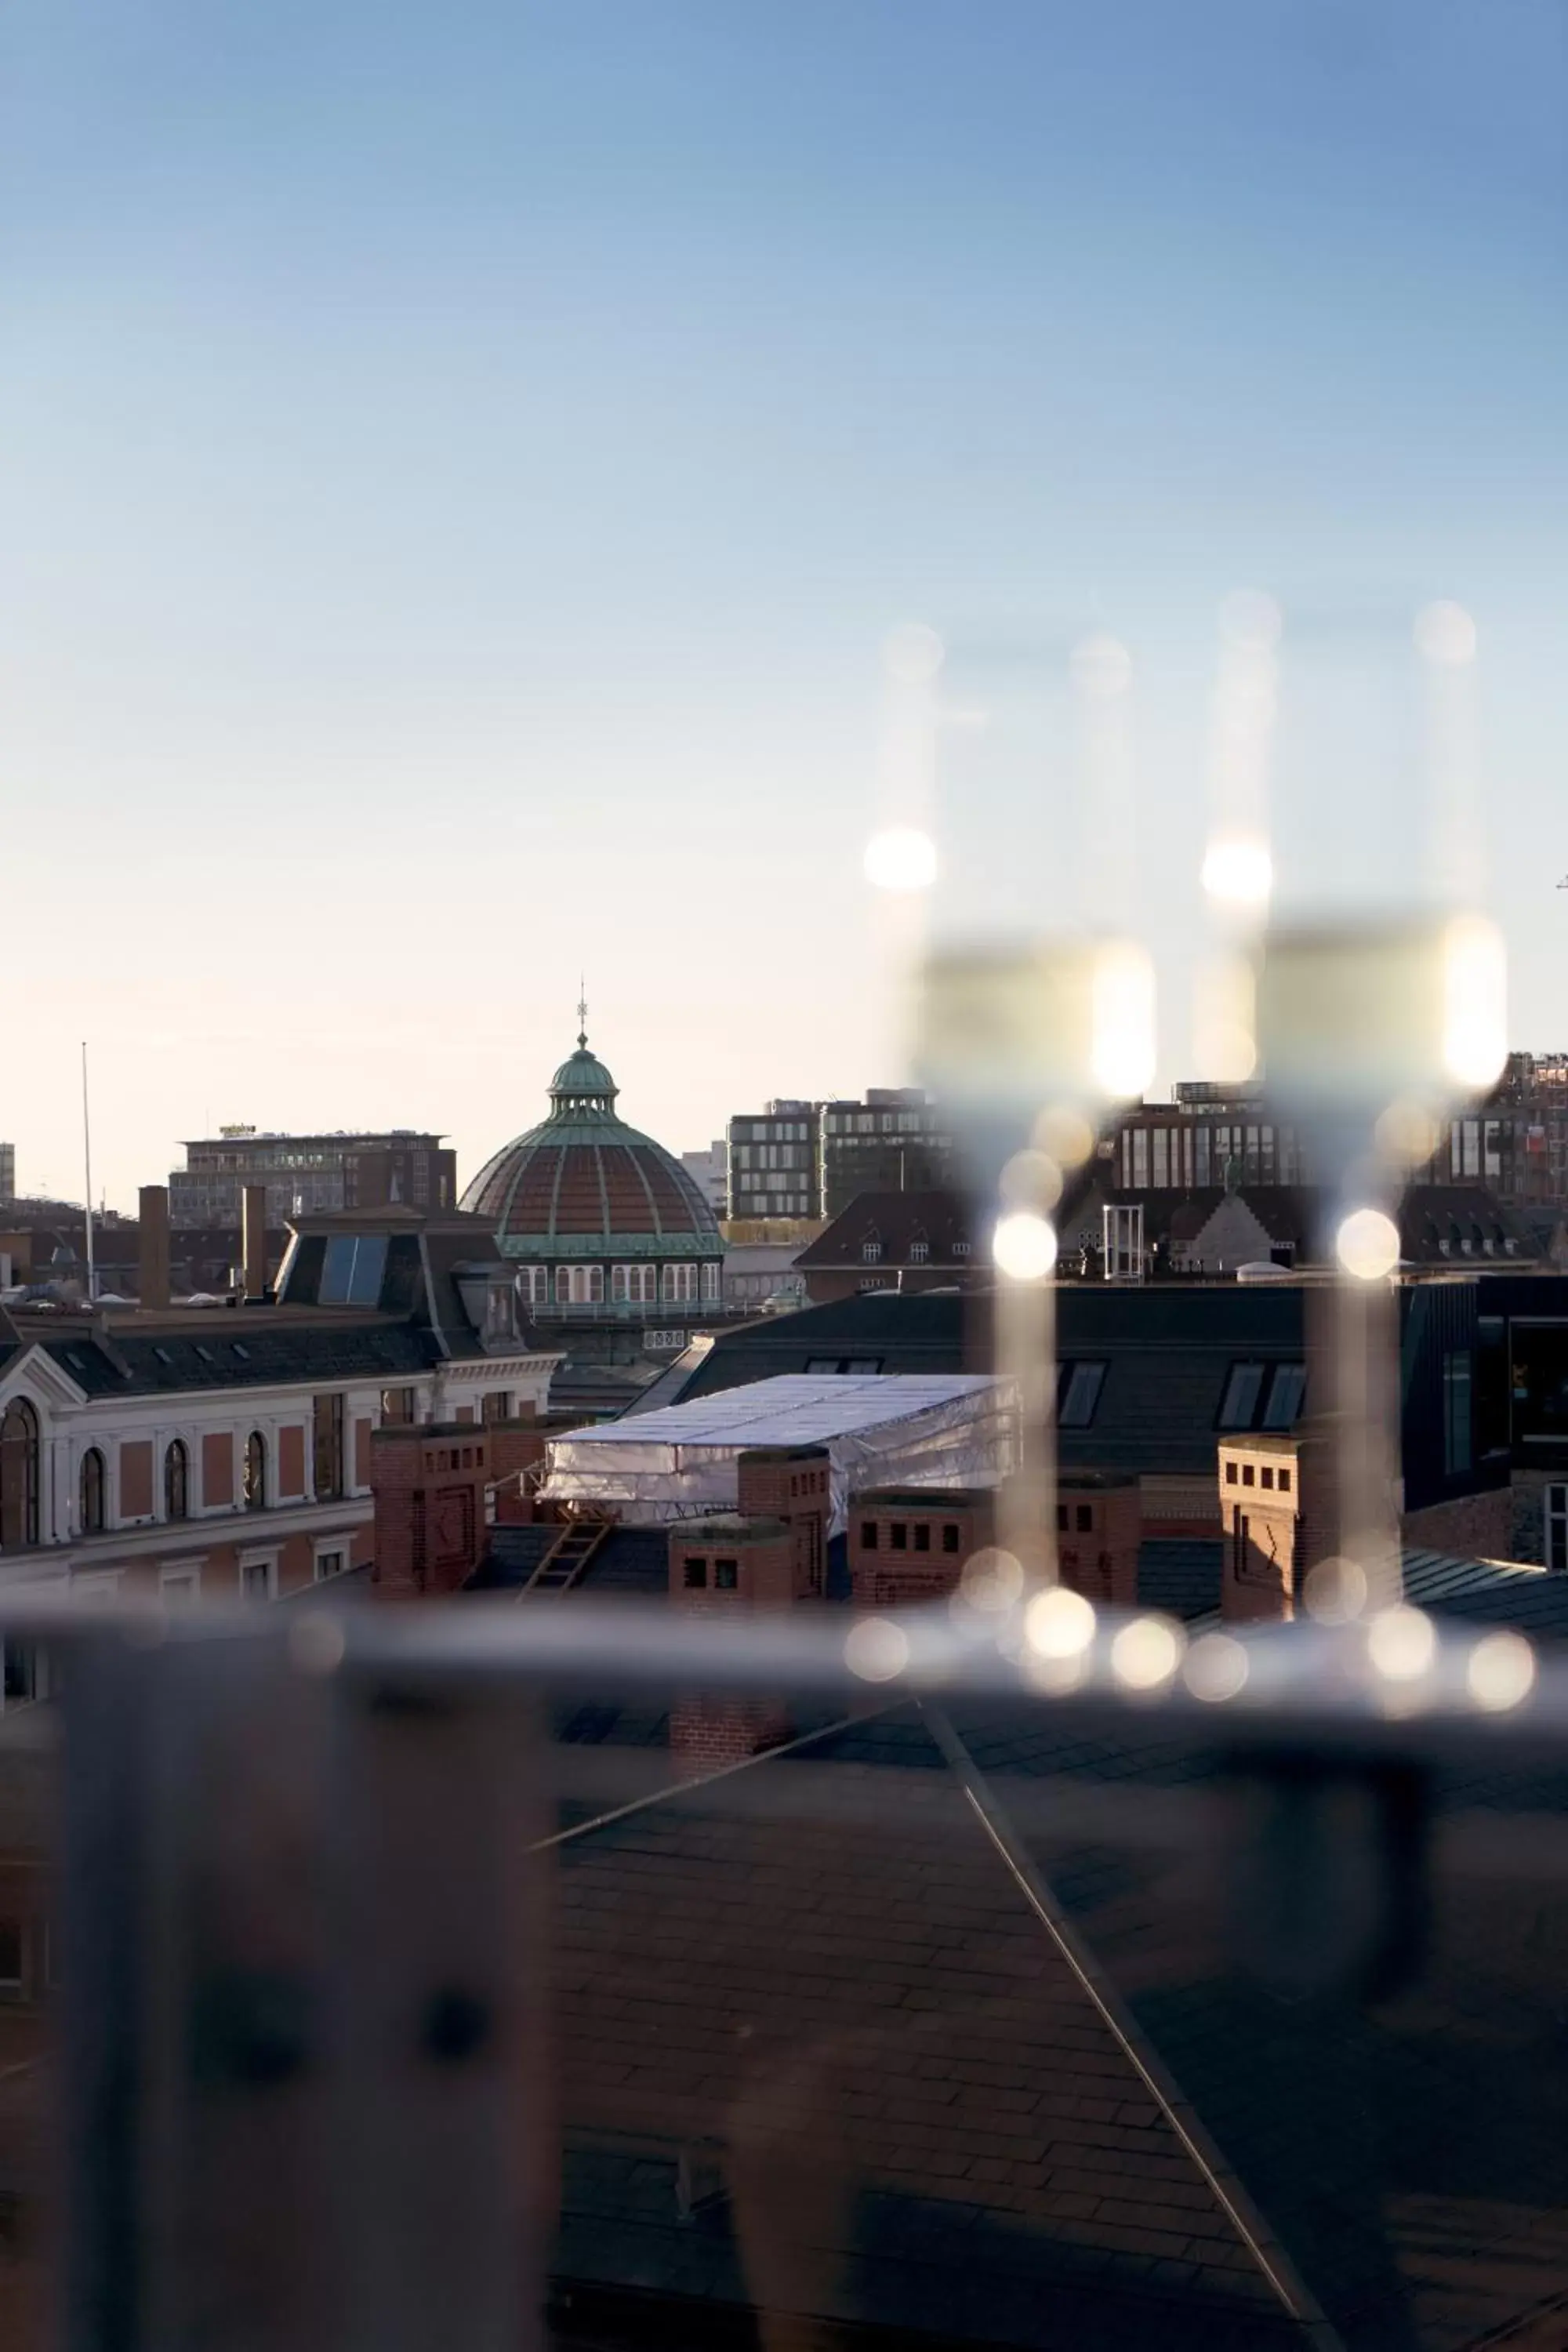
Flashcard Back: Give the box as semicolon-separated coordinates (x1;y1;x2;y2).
1059;1363;1106;1428
1218;1363;1266;1428
1260;1364;1307;1430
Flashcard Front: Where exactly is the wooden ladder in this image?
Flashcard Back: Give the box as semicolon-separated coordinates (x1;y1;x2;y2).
518;1512;612;1598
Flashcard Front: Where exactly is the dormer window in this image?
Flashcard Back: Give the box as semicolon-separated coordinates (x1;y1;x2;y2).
321;1232;388;1308
862;1236;883;1264
953;1240;971;1258
909;1236;929;1264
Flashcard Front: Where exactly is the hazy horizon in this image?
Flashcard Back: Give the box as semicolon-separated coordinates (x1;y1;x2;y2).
5;2;1563;1212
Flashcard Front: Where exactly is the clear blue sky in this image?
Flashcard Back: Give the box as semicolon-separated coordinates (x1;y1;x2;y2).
3;1;1563;1207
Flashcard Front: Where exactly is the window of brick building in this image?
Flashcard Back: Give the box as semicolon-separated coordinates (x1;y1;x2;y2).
80;1447;106;1534
683;1558;707;1588
942;1525;960;1553
714;1559;738;1590
0;1400;40;1548
163;1440;189;1522
890;1523;908;1550
244;1432;266;1510
314;1551;345;1584
861;1521;878;1548
313;1395;345;1501
1075;1504;1093;1532
1261;1465;1275;1489
1279;1468;1292;1493
914;1524;931;1552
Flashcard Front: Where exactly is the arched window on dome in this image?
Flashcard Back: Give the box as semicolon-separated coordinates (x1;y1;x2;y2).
554;1268;570;1306
519;1268;548;1310
701;1262;720;1301
612;1265;629;1301
566;1266;604;1306
662;1263;698;1305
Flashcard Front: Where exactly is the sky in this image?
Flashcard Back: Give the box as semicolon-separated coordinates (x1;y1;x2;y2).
2;0;1564;1210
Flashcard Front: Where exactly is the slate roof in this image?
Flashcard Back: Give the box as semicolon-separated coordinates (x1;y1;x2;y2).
550;1717;1302;2351
474;1523;673;1596
1402;1549;1568;1640
27;1316;436;1398
543;1643;1568;2351
670;1287;1310;1479
796;1189;979;1271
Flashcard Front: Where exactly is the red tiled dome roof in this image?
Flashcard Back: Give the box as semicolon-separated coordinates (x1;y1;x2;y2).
460;1036;721;1257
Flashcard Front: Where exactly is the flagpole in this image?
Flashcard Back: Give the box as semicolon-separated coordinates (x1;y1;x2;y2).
82;1042;96;1305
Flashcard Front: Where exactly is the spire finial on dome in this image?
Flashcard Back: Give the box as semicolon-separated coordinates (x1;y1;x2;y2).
576;976;588;1050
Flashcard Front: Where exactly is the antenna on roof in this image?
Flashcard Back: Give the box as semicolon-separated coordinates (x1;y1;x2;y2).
81;1041;96;1305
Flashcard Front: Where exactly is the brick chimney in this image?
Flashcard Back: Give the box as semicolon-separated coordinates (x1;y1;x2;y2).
848;1487;993;1609
668;1515;798;1769
1218;1429;1334;1621
486;1415;548;1526
735;1446;830;1599
137;1185;171;1310
370;1423;491;1598
1056;1474;1141;1610
241;1183;269;1301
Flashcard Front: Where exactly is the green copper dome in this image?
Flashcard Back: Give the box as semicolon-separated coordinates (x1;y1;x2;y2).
460;1018;723;1264
548;1042;619;1111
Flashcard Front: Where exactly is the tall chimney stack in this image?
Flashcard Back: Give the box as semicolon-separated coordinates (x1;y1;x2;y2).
242;1184;269;1301
138;1185;171;1310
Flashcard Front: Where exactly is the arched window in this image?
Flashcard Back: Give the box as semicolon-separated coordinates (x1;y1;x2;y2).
80;1446;107;1534
243;1432;266;1511
0;1400;40;1548
164;1439;189;1522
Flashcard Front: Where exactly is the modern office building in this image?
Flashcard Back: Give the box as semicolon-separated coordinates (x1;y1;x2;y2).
680;1141;728;1214
169;1128;455;1229
726;1090;953;1221
819;1089;954;1217
725;1100;822;1219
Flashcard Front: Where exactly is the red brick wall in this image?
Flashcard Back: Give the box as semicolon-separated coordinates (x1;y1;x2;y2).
1057;1483;1140;1609
201;1431;234;1509
489;1423;550;1525
669;1697;788;1771
119;1440;153;1519
848;1495;988;1610
277;1425;306;1501
279;1533;318;1595
735;1450;829;1601
369;1427;490;1598
1402;1486;1515;1563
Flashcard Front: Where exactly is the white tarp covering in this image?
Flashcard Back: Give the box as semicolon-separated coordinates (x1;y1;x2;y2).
541;1373;1018;1533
